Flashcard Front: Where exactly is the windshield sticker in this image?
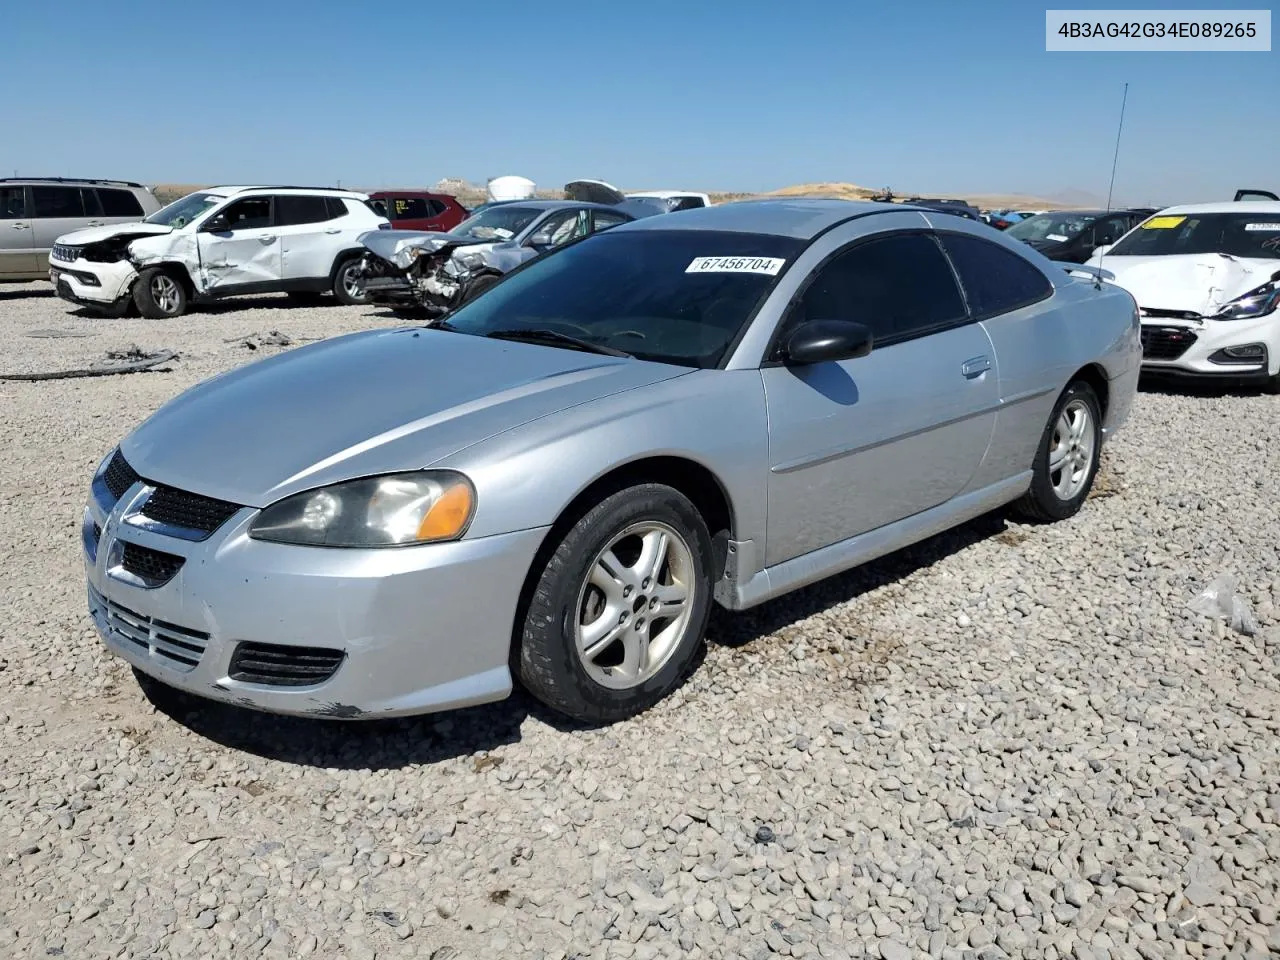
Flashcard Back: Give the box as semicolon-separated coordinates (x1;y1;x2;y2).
1244;223;1280;232
1046;233;1070;242
1142;215;1186;230
686;256;785;276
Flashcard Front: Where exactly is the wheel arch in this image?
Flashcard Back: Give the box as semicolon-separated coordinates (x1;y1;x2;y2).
1067;362;1109;420
135;259;197;297
507;454;737;661
328;247;367;281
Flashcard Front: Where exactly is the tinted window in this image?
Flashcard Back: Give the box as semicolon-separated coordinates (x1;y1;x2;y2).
672;197;706;211
389;197;429;220
367;198;388;217
938;233;1052;318
80;188;103;217
97;188;144;217
32;186;86;219
442;229;805;368
1091;215;1129;246
794;233;966;344
327;197;350;220
1109;212;1280;260
0;186;26;218
591;211;629;232
219;197;272;230
276;194;333;226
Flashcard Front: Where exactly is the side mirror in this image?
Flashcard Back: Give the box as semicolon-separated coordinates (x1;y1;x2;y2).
526;229;555;247
1093;244;1113;257
782;320;873;365
203;213;231;233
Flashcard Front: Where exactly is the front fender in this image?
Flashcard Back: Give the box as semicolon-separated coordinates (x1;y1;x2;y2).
437;367;770;551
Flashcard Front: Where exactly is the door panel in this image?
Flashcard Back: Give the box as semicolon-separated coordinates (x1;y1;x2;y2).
196;197;280;291
0;186;38;277
763;324;999;566
276;194;340;282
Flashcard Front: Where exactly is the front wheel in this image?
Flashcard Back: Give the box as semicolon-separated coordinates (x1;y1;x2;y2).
461;273;501;304
1014;380;1102;522
132;268;187;318
332;257;368;305
516;484;714;724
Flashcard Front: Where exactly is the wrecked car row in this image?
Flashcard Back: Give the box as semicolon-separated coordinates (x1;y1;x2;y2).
356;181;660;316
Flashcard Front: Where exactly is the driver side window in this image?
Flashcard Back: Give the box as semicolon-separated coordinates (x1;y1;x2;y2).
1092;215;1127;247
217;197;272;231
532;209;586;248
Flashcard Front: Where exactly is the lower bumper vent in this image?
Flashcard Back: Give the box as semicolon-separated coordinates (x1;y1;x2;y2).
228;642;346;687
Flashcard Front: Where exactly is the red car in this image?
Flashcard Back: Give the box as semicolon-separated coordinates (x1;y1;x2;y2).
367;191;468;232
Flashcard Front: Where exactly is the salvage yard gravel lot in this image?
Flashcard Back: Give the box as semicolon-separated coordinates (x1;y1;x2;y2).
1;281;1279;960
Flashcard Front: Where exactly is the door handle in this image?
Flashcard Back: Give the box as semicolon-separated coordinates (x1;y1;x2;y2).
961;355;991;378
11;222;29;230
86;220;104;227
324;228;341;234
258;234;276;243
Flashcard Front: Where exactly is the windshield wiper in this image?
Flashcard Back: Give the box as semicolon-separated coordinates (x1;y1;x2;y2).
483;328;633;358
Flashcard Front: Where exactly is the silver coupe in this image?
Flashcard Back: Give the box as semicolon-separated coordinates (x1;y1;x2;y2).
84;199;1141;724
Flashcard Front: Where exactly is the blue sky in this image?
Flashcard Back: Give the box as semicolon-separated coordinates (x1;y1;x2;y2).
7;0;1276;204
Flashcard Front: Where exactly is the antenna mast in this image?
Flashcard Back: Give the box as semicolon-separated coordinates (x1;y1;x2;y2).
1104;82;1128;213
1096;82;1129;289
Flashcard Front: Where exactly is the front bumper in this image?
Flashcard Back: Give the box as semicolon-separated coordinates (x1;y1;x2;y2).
49;258;137;310
84;473;548;719
1139;313;1280;380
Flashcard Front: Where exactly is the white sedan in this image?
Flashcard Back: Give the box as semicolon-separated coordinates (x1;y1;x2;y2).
1080;202;1280;389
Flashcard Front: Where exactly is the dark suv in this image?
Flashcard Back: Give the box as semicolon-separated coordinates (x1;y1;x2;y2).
1005;208;1157;263
367;191;468;232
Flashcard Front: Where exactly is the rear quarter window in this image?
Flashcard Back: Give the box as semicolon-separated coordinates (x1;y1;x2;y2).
938;233;1053;319
97;188;145;217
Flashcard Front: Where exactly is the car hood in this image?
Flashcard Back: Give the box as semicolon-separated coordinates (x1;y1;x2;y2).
121;328;688;508
56;221;173;245
359;229;494;269
1085;253;1280;315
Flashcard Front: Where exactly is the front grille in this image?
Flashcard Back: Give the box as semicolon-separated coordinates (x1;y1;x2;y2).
1141;326;1198;361
1141;308;1202;321
51;243;83;263
120;542;185;585
229;642;346;687
141;485;241;539
102;449;140;501
89;586;209;672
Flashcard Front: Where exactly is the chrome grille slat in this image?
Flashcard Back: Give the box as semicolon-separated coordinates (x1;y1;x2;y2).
89;586;209;673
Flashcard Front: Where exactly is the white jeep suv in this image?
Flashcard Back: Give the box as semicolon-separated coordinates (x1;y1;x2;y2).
48;186;390;318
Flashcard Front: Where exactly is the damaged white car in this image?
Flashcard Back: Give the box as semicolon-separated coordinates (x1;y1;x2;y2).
356;181;658;317
1076;202;1280;389
48;186;389;318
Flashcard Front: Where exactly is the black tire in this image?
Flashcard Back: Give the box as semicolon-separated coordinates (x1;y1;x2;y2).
1014;380;1103;523
132;267;188;319
516;483;714;724
462;273;501;304
332;257;368;305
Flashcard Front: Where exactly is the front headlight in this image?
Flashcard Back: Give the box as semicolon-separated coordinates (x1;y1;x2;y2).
249;471;475;547
1212;281;1280;321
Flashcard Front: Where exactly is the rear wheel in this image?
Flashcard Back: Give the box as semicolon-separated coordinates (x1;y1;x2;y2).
332;257;368;305
1014;380;1102;522
516;484;713;724
132;268;187;318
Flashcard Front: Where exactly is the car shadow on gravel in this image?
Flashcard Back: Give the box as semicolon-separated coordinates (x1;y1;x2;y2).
0;286;53;300
138;510;1014;768
134;668;586;770
706;509;1009;648
1138;373;1272;398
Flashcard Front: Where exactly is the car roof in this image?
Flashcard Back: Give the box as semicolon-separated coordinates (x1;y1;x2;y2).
618;198;906;238
368;190;455;199
205;185;369;200
476;199;622;212
1152;201;1280;215
0;176;148;189
627;190;707;199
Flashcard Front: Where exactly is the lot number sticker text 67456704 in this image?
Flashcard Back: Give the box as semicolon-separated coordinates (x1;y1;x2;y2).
686;256;786;275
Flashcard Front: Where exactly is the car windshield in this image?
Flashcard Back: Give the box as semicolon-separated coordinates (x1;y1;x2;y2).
1108;212;1280;259
449;205;542;241
1006;212;1096;243
144;192;223;228
438;229;806;368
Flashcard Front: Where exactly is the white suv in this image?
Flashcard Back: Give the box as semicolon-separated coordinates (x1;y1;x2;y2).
48;186;390;318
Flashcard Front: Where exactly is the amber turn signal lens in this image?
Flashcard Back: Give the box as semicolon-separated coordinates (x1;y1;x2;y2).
417;481;474;541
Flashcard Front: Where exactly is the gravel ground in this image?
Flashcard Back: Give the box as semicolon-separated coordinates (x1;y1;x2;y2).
1;282;1278;960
